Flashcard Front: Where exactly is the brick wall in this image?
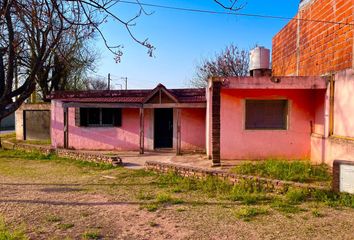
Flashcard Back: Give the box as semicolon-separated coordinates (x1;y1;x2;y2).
272;0;354;76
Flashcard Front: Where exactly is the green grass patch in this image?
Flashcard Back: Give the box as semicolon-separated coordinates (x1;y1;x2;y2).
45;215;62;223
0;149;116;170
228;179;273;205
156;193;174;203
176;207;187;212
311;189;354;208
82;230;102;240
231;160;331;183
157;172;233;196
0;217;28;240
141;203;159;212
156;193;184;205
234;206;269;221
285;188;309;204
311;209;324;218
271;199;302;214
58;223;75;230
136;191;155;200
10;139;51;145
0;132;15;139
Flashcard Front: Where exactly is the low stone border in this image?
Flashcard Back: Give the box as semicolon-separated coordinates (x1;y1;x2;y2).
56;149;122;166
145;160;326;191
1;140;122;166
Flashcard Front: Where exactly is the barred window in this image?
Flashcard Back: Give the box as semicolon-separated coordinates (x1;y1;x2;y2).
245;100;288;130
78;108;122;127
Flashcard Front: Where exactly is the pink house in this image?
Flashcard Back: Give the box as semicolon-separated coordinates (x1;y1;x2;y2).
51;84;206;154
205;75;328;166
50;74;328;166
51;0;354;167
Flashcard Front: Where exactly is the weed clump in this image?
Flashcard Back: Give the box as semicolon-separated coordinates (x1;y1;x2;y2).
0;217;28;240
234;206;269;221
228;179;272;205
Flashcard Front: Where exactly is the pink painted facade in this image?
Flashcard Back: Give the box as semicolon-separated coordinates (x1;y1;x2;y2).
52;100;153;150
180;108;206;151
205;76;328;162
51;95;206;152
220;89;316;160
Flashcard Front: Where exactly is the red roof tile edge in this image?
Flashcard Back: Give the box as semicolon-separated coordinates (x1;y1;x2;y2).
49;86;206;103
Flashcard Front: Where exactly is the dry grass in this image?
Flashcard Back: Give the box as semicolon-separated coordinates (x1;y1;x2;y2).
0;150;353;239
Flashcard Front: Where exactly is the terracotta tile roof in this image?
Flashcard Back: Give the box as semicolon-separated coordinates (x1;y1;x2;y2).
170;89;206;103
49;85;206;103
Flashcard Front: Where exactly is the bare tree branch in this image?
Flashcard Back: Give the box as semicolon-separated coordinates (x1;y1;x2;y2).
190;44;249;88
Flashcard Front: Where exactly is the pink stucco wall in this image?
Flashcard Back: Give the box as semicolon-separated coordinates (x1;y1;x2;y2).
334;69;354;138
51;100;151;150
220;89;317;160
311;69;354;166
310;89;328;165
180;108;205;151
51;100;205;151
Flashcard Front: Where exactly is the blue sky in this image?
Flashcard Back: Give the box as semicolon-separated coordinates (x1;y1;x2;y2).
95;0;300;89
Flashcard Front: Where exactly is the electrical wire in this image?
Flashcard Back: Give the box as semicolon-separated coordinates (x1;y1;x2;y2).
117;0;354;26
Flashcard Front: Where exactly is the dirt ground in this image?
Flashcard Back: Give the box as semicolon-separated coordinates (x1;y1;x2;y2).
0;153;354;239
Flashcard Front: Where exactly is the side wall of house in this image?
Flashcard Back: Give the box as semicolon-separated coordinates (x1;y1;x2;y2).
220;89;316;160
311;69;354;166
272;0;354;76
51;100;205;151
16;103;51;140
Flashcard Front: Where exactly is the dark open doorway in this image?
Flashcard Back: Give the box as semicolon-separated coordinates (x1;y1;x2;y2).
154;108;173;148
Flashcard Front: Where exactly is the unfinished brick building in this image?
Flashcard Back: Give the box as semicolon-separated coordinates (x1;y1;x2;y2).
272;0;354;166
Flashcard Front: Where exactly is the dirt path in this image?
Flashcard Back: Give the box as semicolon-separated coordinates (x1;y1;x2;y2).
0;182;191;239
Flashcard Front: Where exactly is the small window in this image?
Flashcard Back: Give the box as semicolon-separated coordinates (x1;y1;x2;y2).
79;108;122;127
245;100;288;130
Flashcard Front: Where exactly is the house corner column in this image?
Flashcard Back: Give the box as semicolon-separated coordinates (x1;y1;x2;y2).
139;107;145;154
63;106;69;149
176;108;181;155
211;77;221;166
